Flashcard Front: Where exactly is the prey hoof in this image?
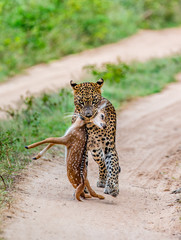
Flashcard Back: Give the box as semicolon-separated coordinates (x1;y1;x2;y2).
97;180;106;188
25;146;28;149
32;157;37;160
98;194;105;200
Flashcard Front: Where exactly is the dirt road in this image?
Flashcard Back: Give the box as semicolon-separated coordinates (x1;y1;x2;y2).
1;27;181;239
0;27;181;118
2;75;181;240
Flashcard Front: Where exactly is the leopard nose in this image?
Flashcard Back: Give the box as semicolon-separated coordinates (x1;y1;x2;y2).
85;112;92;118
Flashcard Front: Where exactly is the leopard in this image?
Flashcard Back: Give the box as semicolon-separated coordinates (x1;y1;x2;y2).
70;78;120;197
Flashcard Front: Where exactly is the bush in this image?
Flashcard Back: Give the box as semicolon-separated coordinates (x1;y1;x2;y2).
0;0;181;82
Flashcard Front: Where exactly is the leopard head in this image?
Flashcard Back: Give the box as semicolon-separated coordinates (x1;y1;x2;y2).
70;79;104;120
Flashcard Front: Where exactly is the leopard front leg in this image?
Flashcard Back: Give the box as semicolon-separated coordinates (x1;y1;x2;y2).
91;148;108;188
104;145;119;197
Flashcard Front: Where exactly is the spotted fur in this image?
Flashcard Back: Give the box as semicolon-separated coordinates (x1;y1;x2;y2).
71;79;120;197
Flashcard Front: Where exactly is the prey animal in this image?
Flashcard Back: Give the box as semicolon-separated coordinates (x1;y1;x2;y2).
25;101;107;201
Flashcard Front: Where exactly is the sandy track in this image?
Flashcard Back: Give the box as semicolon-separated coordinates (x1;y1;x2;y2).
0;27;181;118
1;28;181;239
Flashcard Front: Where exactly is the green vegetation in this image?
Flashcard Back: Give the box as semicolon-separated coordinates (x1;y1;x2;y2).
86;55;181;108
0;89;74;207
0;0;181;82
0;55;181;207
0;88;74;208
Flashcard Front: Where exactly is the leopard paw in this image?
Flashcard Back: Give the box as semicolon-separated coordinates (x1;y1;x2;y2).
104;184;119;197
97;180;106;188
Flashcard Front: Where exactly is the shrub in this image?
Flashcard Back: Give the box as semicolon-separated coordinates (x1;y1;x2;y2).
0;0;181;82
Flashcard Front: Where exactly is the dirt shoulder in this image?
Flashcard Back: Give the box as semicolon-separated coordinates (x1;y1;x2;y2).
1;27;181;118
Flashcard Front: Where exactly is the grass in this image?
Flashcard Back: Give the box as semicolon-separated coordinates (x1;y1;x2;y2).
0;55;181;208
0;89;74;208
0;0;181;82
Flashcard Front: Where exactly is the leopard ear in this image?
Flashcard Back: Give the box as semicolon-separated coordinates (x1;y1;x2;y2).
70;80;78;89
96;78;104;88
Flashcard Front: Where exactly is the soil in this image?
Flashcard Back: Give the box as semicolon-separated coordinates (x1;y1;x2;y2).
1;27;181;240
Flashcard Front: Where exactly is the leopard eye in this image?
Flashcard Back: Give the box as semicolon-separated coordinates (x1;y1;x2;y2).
92;99;98;105
79;100;84;106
